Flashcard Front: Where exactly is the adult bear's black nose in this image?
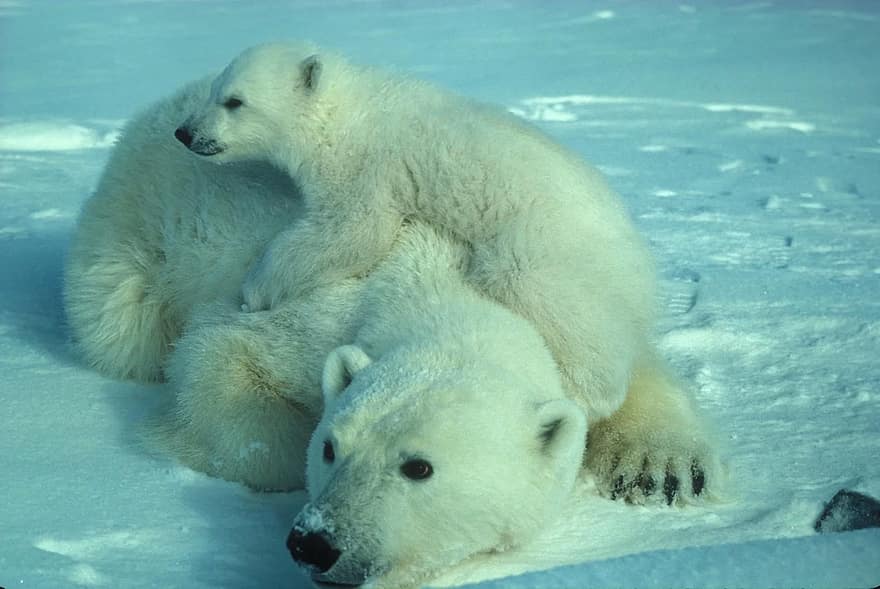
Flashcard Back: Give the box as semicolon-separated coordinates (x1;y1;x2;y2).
287;528;341;573
174;127;193;147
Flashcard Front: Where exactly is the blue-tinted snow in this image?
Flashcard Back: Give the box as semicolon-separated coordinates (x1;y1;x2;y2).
1;1;879;588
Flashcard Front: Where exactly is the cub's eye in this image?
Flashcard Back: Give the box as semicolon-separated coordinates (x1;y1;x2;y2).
223;97;243;110
400;458;433;481
323;440;335;464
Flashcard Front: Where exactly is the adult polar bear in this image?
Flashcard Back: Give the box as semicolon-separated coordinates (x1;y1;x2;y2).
65;45;719;587
290;224;590;587
174;42;655;423
66;43;719;502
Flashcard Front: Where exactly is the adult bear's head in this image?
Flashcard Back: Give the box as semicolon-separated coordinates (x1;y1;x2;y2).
288;343;588;588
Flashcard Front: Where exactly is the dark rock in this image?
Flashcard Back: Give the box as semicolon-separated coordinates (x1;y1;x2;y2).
814;489;880;533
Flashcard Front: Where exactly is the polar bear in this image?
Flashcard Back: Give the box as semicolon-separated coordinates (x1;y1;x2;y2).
288;224;587;588
174;42;656;423
64;75;303;383
67;53;719;507
65;76;370;490
150;282;360;490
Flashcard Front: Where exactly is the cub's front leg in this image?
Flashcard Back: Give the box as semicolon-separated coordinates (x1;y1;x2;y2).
586;356;722;506
242;201;401;312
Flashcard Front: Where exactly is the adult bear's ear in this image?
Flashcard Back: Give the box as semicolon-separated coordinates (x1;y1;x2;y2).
536;399;588;479
322;345;372;404
299;54;322;92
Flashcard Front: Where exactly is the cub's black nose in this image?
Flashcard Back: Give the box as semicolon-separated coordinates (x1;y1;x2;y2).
174;127;193;147
287;528;341;573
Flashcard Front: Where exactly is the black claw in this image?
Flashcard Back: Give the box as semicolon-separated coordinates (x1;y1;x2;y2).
637;472;656;496
664;473;679;506
691;462;706;496
611;475;626;500
637;457;655;496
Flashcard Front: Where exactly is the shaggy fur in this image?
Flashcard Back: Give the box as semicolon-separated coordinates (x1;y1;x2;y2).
65;49;722;587
176;42;656;421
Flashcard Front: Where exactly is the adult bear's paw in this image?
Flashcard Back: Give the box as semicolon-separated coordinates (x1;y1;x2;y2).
587;423;719;506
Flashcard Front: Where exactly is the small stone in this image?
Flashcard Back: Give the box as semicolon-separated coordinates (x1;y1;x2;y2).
814;489;880;533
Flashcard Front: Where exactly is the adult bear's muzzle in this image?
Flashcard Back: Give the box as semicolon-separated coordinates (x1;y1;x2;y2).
174;126;193;148
287;528;341;575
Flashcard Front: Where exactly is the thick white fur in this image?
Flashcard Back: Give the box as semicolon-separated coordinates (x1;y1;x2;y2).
64;78;330;489
178;42;656;421
64;76;302;382
296;224;587;588
66;57;721;587
152;283;360;490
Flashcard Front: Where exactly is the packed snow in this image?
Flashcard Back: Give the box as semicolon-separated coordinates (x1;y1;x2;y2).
1;1;879;588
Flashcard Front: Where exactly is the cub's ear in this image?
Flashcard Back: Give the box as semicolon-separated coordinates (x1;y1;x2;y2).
322;345;372;404
536;399;588;478
299;54;322;92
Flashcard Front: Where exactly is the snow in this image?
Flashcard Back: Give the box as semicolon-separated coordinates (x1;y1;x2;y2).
0;122;119;152
1;1;879;588
459;529;880;589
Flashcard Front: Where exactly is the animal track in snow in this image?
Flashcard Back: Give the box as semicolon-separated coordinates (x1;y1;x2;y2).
661;269;701;317
707;233;793;270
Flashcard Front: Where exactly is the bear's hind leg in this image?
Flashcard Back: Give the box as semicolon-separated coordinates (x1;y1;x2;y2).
64;245;176;383
150;284;360;490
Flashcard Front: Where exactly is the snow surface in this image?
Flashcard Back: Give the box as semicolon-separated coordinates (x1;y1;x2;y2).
2;1;880;588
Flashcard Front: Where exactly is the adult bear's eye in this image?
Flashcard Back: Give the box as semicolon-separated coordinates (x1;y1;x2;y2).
400;458;433;481
224;97;243;110
323;440;335;464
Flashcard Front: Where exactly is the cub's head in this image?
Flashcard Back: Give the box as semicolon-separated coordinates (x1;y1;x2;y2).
288;345;587;587
174;43;331;169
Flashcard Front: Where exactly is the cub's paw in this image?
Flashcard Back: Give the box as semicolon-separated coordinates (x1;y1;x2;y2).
587;426;718;506
241;276;272;313
241;251;287;312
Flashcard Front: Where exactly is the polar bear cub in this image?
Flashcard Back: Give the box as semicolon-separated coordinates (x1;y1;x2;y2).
174;42;656;422
288;224;587;588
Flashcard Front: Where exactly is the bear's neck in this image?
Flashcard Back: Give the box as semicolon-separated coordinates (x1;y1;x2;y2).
291;108;383;194
271;69;429;206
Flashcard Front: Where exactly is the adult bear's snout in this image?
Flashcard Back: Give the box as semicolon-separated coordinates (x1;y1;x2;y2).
174;127;193;147
287;528;342;574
